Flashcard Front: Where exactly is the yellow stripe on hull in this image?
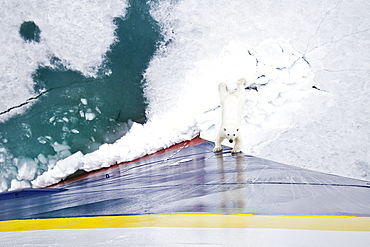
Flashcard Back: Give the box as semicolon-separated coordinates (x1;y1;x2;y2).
1;214;369;232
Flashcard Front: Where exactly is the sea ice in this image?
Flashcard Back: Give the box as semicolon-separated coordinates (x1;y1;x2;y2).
4;0;370;191
0;0;128;121
85;111;96;121
16;157;38;181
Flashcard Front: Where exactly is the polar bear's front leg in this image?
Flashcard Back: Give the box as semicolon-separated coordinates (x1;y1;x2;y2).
213;135;224;152
231;137;243;154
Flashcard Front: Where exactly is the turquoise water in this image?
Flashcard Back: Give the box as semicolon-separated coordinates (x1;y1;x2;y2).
0;0;162;187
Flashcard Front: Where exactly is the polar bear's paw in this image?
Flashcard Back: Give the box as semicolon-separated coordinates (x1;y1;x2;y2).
231;148;242;154
213;146;223;152
218;83;228;91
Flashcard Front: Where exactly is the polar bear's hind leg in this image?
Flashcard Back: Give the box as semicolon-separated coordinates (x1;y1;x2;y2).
218;83;229;99
237;78;247;91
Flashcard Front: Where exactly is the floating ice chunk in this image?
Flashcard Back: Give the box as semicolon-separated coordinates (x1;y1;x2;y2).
80;98;88;105
51;142;70;153
16;157;38;181
47;155;57;169
37;136;48;144
0;177;8;192
21;123;32;138
9;179;31;191
85;109;96;121
51;142;72;159
0;148;6;163
71;129;80;134
37;153;48;165
59;150;72;159
85;112;96;121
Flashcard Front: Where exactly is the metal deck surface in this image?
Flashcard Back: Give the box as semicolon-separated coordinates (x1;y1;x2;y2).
0;137;369;234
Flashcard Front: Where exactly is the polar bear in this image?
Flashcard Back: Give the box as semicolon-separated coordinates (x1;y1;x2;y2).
213;78;247;153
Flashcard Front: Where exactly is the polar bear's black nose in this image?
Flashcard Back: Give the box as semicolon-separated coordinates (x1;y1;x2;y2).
229;140;233;143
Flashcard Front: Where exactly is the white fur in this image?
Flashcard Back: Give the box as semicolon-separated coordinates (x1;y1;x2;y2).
213;78;247;153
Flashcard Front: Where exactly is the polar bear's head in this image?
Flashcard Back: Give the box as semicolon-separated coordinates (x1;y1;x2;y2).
222;125;239;143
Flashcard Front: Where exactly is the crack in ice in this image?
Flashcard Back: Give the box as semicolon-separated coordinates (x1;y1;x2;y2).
0;90;48;117
0;77;100;118
308;27;370;55
304;0;343;54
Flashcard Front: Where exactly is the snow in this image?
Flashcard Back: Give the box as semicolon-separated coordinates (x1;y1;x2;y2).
3;0;370;190
32;151;84;186
9;179;31;191
143;0;370;181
